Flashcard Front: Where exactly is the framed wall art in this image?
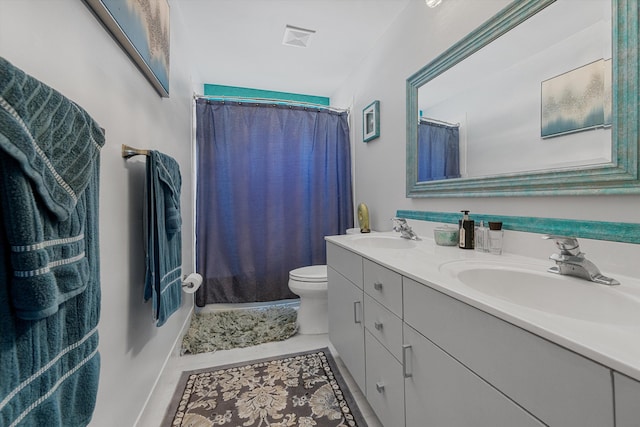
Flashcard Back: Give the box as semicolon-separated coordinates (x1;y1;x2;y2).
363;100;380;142
85;0;170;97
541;59;611;138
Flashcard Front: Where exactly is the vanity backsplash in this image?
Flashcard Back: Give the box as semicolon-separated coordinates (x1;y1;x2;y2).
397;210;640;281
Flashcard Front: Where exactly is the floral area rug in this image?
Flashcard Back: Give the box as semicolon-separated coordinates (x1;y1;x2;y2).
163;348;366;427
181;306;298;355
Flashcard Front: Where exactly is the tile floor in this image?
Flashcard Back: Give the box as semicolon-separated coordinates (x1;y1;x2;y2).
136;331;382;426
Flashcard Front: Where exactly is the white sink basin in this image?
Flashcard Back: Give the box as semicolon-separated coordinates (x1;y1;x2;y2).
352;235;418;249
439;260;639;324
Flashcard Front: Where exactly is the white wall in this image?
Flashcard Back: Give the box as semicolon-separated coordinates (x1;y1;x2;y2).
0;1;195;426
332;0;640;233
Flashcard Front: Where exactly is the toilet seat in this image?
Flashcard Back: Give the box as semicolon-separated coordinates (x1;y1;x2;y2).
289;265;327;283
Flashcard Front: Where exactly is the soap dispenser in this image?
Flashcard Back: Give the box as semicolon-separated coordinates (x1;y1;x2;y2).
459;210;475;249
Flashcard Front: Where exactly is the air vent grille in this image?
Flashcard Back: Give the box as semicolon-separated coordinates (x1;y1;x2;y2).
282;25;316;48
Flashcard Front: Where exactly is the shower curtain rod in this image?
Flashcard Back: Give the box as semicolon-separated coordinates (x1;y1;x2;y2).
194;94;349;114
421;117;460;127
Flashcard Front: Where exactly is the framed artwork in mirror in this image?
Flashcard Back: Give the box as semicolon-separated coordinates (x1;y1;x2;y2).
541;59;612;138
84;0;170;97
363;100;380;142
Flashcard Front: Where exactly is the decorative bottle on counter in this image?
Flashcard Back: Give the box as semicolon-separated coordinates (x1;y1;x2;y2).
458;210;475;249
488;221;504;254
357;203;371;233
475;220;489;252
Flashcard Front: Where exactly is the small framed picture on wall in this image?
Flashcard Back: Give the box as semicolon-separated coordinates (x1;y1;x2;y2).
363;100;380;142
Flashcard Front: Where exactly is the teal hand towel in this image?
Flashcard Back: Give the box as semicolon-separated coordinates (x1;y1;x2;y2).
0;56;102;426
145;150;182;326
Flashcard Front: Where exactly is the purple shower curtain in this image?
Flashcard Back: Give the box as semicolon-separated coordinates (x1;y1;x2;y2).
418;120;460;181
195;99;353;305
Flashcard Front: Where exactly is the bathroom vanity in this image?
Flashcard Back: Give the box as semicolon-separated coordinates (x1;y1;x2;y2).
326;232;640;427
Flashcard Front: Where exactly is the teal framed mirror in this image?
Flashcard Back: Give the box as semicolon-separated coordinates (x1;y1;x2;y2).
406;0;639;197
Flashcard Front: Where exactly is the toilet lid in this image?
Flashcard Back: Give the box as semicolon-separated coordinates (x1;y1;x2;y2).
289;265;327;282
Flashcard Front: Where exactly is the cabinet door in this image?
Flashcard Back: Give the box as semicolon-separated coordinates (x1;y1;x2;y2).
614;372;640;427
328;266;365;392
404;324;545;427
365;331;405;427
404;277;614;427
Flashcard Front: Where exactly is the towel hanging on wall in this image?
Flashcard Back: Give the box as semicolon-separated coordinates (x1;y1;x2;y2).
0;56;104;427
144;150;182;326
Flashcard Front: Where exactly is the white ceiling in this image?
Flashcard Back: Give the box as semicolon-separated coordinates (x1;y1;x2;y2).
175;0;413;98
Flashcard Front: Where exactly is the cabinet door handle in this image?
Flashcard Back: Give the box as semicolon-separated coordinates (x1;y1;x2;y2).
374;321;384;330
402;344;413;378
353;301;362;324
375;382;385;393
373;281;383;291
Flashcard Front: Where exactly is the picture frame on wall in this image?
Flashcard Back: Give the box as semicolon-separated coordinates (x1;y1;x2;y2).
84;0;171;98
363;100;380;142
541;59;611;138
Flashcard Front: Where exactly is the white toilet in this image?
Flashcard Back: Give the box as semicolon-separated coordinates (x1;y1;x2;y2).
288;265;328;335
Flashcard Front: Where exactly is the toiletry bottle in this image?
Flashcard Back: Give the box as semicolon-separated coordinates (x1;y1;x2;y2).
459;210;475;249
488;221;503;254
475;220;488;252
481;221;489;252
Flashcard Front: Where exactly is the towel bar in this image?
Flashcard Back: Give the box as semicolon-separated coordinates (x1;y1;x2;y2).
121;144;150;158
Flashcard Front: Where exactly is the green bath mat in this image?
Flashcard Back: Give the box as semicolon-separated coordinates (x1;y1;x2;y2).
181;306;298;355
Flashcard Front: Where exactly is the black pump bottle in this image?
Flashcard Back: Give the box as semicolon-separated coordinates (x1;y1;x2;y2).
459;210;475;249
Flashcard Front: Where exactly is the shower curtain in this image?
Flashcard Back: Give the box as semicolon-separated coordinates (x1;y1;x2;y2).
195;99;353;305
418;120;461;181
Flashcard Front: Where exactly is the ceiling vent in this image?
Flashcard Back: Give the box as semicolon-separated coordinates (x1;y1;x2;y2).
282;25;316;48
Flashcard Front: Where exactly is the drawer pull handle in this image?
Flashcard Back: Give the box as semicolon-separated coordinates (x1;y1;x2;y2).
353;301;362;324
373;281;383;291
402;344;413;378
375;382;385;393
374;321;384;330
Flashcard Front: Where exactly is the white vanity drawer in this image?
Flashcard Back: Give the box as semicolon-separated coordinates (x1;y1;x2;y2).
327;242;363;289
365;330;405;427
404;324;545;427
363;259;402;316
614;372;640;427
403;277;614;427
364;293;403;361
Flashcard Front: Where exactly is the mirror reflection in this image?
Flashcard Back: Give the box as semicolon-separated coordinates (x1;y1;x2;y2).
416;0;611;182
417;117;460;181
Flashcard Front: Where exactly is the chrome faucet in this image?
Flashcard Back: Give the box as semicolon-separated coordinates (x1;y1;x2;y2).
392;218;421;240
543;235;619;286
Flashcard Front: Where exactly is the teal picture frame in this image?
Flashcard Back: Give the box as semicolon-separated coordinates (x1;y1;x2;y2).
363;100;380;142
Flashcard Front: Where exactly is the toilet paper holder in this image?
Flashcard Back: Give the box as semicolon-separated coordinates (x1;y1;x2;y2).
181;273;203;293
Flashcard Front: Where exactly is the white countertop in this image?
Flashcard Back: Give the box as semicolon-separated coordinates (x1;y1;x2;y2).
326;231;640;382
